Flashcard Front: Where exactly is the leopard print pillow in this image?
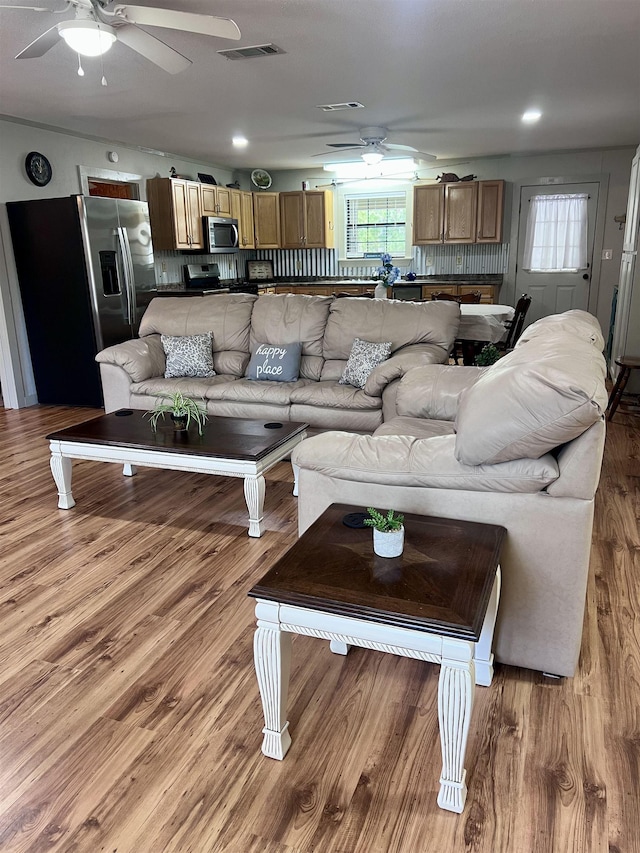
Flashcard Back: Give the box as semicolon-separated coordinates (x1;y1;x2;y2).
161;332;215;379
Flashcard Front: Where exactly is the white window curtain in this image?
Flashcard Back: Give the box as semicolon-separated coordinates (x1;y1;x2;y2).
523;193;588;271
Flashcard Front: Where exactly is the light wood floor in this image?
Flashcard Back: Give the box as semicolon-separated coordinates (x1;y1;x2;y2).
0;404;638;853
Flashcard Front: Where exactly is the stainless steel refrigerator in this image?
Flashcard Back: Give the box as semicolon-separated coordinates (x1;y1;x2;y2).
7;194;157;406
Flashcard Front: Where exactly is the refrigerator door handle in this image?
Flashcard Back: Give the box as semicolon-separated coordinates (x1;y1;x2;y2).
117;226;135;326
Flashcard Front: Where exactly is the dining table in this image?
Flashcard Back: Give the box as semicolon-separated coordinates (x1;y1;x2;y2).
456;303;516;365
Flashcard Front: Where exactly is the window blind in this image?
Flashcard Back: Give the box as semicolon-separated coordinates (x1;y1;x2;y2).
345;192;406;258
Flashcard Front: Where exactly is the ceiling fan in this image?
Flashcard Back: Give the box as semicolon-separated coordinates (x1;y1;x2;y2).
313;127;437;165
3;0;241;73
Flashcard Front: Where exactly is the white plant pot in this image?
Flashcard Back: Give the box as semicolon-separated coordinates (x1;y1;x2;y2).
373;525;404;558
374;283;389;299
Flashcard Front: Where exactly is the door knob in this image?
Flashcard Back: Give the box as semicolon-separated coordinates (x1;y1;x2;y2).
582;274;589;280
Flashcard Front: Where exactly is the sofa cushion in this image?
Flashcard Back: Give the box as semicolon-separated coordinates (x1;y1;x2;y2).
395;365;485;420
339;338;392;389
517;309;605;350
246;342;303;382
290;381;383;410
373;416;455;439
139;295;256;357
249;294;332;381
131;375;234;400
322;298;460;360
161;332;215;379
454;329;608;465
204;377;312;405
291;432;559;493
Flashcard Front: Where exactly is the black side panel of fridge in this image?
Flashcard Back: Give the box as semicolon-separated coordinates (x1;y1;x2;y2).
7;197;103;407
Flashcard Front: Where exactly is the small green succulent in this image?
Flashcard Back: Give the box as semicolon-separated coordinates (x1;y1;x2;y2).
363;507;405;532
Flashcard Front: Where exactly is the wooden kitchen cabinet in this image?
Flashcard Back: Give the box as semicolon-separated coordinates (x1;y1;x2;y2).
413;180;504;245
147;177;204;251
279;191;334;249
444;182;478;243
253;192;281;249
201;185;233;218
231;190;256;249
476;180;505;242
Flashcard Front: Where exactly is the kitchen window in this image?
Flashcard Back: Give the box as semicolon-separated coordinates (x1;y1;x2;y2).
345;192;407;258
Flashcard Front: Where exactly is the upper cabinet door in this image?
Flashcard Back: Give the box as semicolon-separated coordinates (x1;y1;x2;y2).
254;192;281;249
305;191;333;248
476;180;505;243
186;182;203;249
413;185;445;244
215;187;233;219
201;185;218;217
444;182;478;243
240;191;255;249
280;192;305;248
170;180;191;249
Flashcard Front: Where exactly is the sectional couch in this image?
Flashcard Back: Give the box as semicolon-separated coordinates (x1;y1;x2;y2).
291;311;608;677
96;293;460;430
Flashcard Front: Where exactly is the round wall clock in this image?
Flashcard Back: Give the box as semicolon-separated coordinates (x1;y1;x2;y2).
251;168;272;189
25;151;52;187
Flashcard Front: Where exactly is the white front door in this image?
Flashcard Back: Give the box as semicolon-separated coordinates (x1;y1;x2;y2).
515;183;599;326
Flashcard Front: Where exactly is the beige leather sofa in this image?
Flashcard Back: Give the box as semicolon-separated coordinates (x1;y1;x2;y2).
291;310;608;677
96;293;460;430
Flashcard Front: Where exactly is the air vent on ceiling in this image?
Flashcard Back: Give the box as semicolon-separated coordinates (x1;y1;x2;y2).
316;102;365;112
217;43;285;60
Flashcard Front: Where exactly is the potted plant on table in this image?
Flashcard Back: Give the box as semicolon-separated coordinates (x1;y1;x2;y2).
364;507;405;557
145;391;208;434
372;253;400;299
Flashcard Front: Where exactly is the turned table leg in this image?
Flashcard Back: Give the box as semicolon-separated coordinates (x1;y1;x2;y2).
50;451;75;509
254;601;292;760
437;640;475;813
244;474;266;538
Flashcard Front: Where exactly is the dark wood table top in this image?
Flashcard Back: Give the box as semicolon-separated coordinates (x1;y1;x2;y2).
47;410;308;462
249;504;506;641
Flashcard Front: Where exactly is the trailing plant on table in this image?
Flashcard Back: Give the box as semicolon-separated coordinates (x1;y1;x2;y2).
145;391;208;434
364;507;405;532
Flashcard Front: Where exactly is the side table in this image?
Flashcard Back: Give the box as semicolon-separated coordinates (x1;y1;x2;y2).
248;504;506;813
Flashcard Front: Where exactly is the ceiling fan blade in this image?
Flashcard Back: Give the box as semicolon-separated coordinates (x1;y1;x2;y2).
112;5;241;40
411;151;437;162
326;142;364;149
0;4;53;10
116;23;191;73
15;25;59;58
384;143;437;161
312;146;363;157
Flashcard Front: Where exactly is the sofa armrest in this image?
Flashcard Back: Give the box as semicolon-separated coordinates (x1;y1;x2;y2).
394;364;484;420
364;344;452;397
95;335;165;382
291;432;558;492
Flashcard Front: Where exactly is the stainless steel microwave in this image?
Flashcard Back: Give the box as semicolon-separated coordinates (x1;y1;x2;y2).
203;216;239;253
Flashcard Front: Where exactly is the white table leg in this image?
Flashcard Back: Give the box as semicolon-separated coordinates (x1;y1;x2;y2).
292;462;300;497
437;639;475;813
122;463;137;477
244;475;266;538
330;640;350;655
50;452;75;509
474;568;501;686
254;601;292;760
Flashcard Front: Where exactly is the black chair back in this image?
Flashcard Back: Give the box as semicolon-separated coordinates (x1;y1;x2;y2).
431;291;482;304
503;294;532;349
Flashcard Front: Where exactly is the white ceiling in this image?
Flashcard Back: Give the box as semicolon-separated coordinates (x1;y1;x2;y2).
1;0;639;171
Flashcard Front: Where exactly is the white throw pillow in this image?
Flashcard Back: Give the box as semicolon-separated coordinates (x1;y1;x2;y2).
339;338;392;389
161;332;215;379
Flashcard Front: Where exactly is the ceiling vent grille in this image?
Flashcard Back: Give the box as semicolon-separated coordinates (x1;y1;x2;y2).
217;43;285;60
316;102;365;112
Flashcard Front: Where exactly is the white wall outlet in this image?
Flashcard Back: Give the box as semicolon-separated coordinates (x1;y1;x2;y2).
161;261;167;272
296;260;302;271
426;256;434;266
601;249;613;260
456;256;463;266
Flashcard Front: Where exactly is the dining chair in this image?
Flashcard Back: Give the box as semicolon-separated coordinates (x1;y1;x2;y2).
498;294;532;351
334;291;375;298
431;291;482;304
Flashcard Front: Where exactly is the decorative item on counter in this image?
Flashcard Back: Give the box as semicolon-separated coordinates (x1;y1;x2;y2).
437;172;460;183
169;166;191;179
145;391;208;435
226;181;240;189
371;252;400;298
364;507;405;558
405;271;417;281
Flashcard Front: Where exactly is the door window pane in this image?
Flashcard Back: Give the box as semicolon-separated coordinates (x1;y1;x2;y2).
523;193;588;271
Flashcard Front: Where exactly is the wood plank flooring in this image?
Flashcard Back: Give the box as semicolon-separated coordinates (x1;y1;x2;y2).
0;403;637;853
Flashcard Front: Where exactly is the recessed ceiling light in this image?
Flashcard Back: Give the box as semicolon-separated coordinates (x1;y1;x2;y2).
522;109;542;124
232;136;248;147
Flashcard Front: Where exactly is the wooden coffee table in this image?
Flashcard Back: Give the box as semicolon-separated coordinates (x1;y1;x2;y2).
248;503;506;812
47;410;308;537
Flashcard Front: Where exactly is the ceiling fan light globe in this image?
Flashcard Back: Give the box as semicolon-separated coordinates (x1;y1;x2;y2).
58;21;117;57
361;151;384;165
